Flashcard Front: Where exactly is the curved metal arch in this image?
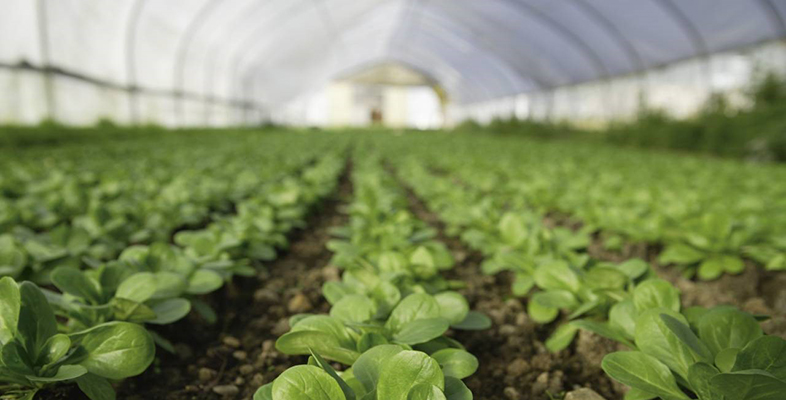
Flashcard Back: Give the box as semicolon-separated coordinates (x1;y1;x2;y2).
200;0;312;124
757;0;786;36
653;0;709;56
500;0;611;79
393;28;513;102
408;9;536;96
407;1;559;89
567;0;646;72
124;0;148;124
225;0;315;104
385;0;528;98
238;23;498;105
172;0;223;126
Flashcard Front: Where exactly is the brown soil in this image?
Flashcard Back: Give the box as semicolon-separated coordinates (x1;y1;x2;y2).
39;170;351;400
400;179;623;400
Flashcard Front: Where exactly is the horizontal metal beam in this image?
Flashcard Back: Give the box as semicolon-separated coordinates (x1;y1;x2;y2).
0;61;256;109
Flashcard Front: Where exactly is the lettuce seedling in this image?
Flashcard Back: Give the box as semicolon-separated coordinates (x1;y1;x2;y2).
600;292;786;399
0;277;154;400
255;346;474;400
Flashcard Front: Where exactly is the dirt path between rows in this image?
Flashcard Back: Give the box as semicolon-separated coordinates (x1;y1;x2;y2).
109;168;352;400
398;175;623;400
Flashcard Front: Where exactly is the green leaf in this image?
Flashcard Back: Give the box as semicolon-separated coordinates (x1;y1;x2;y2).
37;333;71;367
585;267;629;290
2;340;35;375
659;313;713;363
353;345;405;392
309;349;356;400
394;318;450;345
77;322;155;379
148;298;191;325
616;259;650;280
407;384;446;400
512;273;535;296
609;299;637;340
716;348;740;373
434;292;469;326
276;331;360;365
633;279;680;314
272;365;346;400
290;315;356;350
571;319;635;348
687;362;720;400
26;364;87;382
601;351;690;400
430;349;478;379
377;351;444;400
443;376;472;400
532;290;578;309
698;307;763;357
76;373;116;400
659;243;705;265
18;282;58;362
451;311;491;331
710;370;786;400
623;387;657;400
635;308;699;379
357;332;388;353
50;267;103;304
0;276;20;345
697;257;725;281
330;295;376;324
186;270;224;295
254;383;273;400
110;298;157;323
545;323;579;352
733;336;786;380
385;294;441;333
115;272;156;303
533;260;580;292
527;299;559;324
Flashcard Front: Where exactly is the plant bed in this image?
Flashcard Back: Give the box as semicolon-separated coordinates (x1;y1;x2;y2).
402;181;623;400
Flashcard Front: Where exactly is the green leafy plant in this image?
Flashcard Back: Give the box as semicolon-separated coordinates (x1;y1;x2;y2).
0;277;154;400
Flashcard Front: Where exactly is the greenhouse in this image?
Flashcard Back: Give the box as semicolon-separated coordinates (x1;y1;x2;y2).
1;1;786;400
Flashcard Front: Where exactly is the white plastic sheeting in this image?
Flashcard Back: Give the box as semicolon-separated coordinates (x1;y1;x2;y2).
450;40;786;125
0;0;785;126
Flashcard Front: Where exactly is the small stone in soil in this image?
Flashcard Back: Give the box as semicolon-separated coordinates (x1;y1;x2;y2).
239;364;255;375
506;358;531;377
503;387;522;400
212;385;240;396
254;288;279;303
233;350;248;361
223;336;241;348
565;388;607;400
288;293;313;313
198;367;217;382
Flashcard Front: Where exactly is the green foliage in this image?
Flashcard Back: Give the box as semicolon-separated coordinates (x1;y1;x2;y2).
0;277;154;400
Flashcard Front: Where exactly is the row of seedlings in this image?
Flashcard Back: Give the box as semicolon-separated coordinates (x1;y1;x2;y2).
0;152;346;400
396;156;786;400
254;154;491;400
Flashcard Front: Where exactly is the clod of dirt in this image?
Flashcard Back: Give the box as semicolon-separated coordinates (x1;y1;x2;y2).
222;336;241;348
198;368;217;382
287;292;313;313
211;385;239;396
566;388;607;400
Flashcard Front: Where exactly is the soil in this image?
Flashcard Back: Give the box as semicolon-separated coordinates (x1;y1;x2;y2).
400;179;624;400
39;169;351;400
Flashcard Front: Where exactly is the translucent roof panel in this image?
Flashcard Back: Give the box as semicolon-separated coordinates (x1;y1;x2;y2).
1;0;784;108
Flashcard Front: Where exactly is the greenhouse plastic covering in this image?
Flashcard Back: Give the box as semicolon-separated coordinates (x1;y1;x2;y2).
1;0;785;125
